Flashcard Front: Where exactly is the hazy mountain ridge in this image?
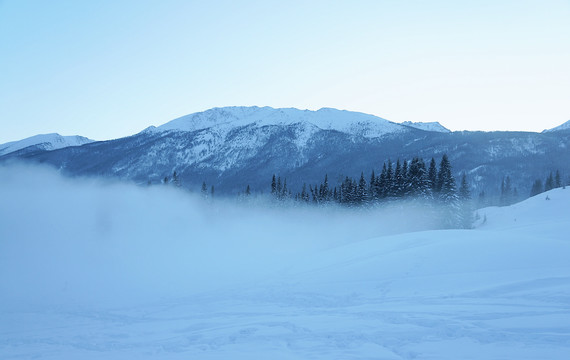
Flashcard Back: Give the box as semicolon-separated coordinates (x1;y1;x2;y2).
401;120;450;133
543;119;570;133
2;107;569;197
0;133;94;157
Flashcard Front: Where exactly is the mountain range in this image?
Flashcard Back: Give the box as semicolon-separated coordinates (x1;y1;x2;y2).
2;106;569;198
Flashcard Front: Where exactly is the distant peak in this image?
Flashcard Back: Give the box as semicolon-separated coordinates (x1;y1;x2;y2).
0;133;94;157
543;120;570;133
401;121;451;133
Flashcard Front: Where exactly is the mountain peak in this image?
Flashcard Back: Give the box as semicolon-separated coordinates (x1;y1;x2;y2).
157;106;408;138
0;133;94;157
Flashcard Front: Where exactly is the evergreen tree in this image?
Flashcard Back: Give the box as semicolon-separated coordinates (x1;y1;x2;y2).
401;159;409;196
320;174;330;202
201;181;208;197
386;160;394;198
378;163;388;199
276;177;282;199
369;170;378;201
500;176;512;206
407;157;428;199
428;157;438;193
478;191;487;208
458;173;473;228
555;170;561;188
530;179;543;197
394;159;403;197
163;176;169;185
545;172;554;192
437;154;459;228
172;171;181;188
271;174;277;195
282;178;288;199
245;184;251;196
211;185;215;198
357;172;367;204
301;183;309;202
437;154;457;202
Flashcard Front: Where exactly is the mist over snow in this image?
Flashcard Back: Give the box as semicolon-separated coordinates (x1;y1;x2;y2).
0;163;440;310
1;164;569;359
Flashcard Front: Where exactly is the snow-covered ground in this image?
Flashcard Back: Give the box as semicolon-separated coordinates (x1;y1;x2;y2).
1;164;569;359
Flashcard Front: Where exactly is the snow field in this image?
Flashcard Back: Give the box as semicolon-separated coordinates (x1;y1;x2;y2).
0;164;569;359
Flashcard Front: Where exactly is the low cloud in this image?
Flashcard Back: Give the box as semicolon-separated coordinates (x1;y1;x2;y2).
0;163;442;310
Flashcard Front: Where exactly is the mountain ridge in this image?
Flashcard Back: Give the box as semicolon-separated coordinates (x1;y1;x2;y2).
0;133;94;157
1;107;569;198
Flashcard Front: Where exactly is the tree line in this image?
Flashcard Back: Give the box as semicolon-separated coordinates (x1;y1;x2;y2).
270;154;473;228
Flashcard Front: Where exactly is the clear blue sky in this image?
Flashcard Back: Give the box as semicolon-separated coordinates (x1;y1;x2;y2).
1;0;569;142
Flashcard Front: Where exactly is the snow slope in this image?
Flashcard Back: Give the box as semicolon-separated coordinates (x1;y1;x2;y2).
0;165;569;359
158;106;409;138
0;133;93;156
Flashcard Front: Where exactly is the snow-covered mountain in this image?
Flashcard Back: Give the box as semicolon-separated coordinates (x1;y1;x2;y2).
0;133;93;156
157;106;409;138
543;119;570;133
1;107;569;197
401;120;451;133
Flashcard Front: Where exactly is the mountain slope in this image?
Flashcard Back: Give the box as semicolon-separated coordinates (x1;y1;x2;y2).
0;133;94;156
401;120;450;133
2;107;569;197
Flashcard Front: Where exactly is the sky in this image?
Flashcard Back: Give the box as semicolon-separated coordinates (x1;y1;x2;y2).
1;0;569;143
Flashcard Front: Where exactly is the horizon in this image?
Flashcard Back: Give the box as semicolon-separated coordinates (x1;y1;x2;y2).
1;1;569;143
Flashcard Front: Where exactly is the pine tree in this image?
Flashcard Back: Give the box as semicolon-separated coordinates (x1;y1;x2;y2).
530;179;543;197
458;173;473;228
301;183;309;202
369;170;378;201
357;172;367;204
276;177;282;198
386;160;394;198
428;158;438;193
271;174;277;195
378;163;388;199
401;159;409;197
172;171;181;188
321;174;330;202
394;159;402;197
555;170;561;188
545;172;554;192
211;185;215;198
437;154;457;202
282;178;288;199
201;181;208;197
437;154;459;228
245;184;251;196
500;176;512;206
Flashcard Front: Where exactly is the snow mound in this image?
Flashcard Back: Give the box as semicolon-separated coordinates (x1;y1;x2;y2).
401;120;451;133
475;187;569;230
0;133;94;156
158;106;409;138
